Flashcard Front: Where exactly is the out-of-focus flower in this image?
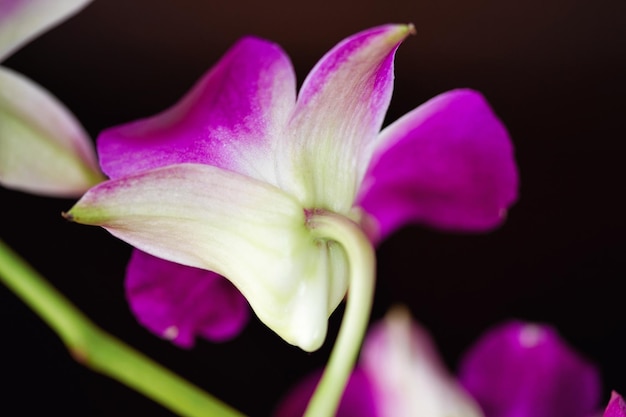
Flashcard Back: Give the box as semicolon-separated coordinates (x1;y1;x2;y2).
66;24;518;351
0;0;103;196
458;321;601;417
275;307;604;417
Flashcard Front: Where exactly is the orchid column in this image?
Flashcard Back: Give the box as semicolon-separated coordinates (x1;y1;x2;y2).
66;23;517;417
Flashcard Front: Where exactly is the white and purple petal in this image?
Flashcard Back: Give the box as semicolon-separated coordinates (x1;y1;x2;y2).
97;37;296;184
360;306;484;417
65;163;348;351
125;249;249;348
0;66;102;196
0;0;92;61
358;89;518;242
279;24;414;213
458;321;602;417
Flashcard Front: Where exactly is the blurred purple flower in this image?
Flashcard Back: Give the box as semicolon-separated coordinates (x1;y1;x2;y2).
458;321;601;417
275;308;606;417
67;25;518;350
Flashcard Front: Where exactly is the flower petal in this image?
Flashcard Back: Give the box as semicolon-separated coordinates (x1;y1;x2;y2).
125;249;249;348
65;163;348;351
458;321;602;417
360;306;484;417
0;66;102;196
604;392;626;417
278;24;414;213
273;368;378;417
358;89;518;242
0;0;92;61
97;36;296;184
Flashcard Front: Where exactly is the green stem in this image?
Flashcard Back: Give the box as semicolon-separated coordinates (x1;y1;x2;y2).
304;212;376;417
0;238;245;417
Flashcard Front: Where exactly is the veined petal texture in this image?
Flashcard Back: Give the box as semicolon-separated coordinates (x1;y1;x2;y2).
97;36;296;185
280;24;414;213
66;163;348;351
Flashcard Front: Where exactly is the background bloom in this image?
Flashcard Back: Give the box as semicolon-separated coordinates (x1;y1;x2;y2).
459;321;602;417
275;308;604;417
0;0;102;196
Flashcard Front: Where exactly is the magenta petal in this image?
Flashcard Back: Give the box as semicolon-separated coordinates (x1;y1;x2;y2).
458;321;602;417
604;392;626;417
98;36;295;180
358;89;518;242
273;368;378;417
125;249;249;348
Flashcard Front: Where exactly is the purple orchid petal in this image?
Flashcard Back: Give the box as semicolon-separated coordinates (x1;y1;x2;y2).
458;321;602;417
279;24;414;213
0;0;93;61
125;249;249;348
604;392;626;417
273;368;378;417
98;36;296;182
358;89;518;242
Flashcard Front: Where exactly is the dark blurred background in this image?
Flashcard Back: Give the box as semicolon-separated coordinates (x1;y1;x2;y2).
1;0;625;415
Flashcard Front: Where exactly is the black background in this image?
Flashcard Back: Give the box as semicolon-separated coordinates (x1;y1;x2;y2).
1;0;625;415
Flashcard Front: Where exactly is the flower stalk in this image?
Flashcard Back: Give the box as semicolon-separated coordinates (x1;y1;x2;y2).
304;211;376;417
0;238;244;417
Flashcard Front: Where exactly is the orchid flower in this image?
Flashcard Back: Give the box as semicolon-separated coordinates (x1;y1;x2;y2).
0;0;103;196
276;307;609;417
65;24;518;415
66;23;517;350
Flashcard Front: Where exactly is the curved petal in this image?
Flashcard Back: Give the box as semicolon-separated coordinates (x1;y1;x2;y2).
278;24;414;213
273;368;378;417
98;37;296;185
0;66;102;196
0;0;92;61
358;89;518;242
125;249;249;348
65;163;348;352
360;306;484;417
604;392;626;417
458;321;602;417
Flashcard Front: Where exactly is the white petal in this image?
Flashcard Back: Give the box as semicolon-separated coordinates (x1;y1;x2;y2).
0;66;102;196
0;0;92;61
65;163;348;351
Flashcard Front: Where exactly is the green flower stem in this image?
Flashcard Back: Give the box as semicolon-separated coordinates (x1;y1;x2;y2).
304;212;376;417
0;238;245;417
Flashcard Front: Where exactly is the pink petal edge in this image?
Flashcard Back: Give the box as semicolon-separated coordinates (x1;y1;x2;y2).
358;89;518;243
